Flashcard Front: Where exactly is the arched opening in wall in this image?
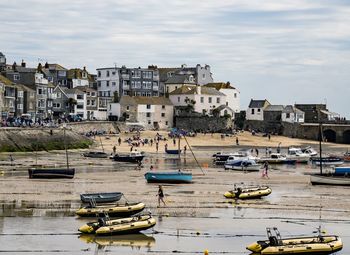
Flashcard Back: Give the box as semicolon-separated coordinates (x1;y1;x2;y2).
323;129;336;143
342;130;350;144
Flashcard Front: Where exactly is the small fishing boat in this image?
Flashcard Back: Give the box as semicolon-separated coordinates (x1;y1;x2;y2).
311;156;344;166
28;168;75;179
258;153;296;164
224;159;261;171
246;227;342;255
78;214;156;235
78;233;155;248
310;174;350;186
224;185;271;199
165;149;181;155
80;192;123;204
333;166;350;176
111;151;145;163
213;149;256;165
286;147;311;163
83;151;108;158
75;202;145;217
144;171;192;183
301;146;318;157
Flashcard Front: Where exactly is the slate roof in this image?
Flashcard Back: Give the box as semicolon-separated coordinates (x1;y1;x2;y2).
164;74;196;84
46;64;67;71
0;75;14;86
264;105;285;112
75;86;97;93
169;85;225;96
248;99;270;108
204;82;236;90
216;104;234;112
67;68;90;79
282;105;304;114
63;88;84;95
119;96;173;106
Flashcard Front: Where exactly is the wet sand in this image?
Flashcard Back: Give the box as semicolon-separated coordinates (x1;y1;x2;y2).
0;131;349;254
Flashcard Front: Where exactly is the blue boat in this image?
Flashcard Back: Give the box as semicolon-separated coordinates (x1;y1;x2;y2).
144;171;192;183
165;149;182;155
334;167;350;176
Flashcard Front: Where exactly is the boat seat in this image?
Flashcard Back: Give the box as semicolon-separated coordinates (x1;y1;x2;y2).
269;236;279;246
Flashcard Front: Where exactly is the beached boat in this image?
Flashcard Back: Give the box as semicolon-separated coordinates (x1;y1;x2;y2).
165;148;182;154
286;147;311;163
311;156;344;166
224;159;261;171
75;202;145;217
80;192;123;204
301;146;318;157
144;171;192;183
224;185;271;199
83;151;108;158
246;227;342;255
214;149;256;165
310;174;350;186
78;233;155;248
258;153;296;164
28;168;75;179
78;214;156;235
111;151;145;163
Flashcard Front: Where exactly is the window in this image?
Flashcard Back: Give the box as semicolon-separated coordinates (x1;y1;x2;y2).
47;101;52;107
86;92;90;96
202;73;205;79
87;100;90;106
251;109;255;114
216;97;220;104
112;82;116;86
106;81;109;87
165;121;168;125
148;121;151;125
161;113;165;117
146;104;151;109
53;103;61;108
146;113;151;117
91;92;96;97
91;100;95;106
234;93;237;98
112;71;116;75
226;102;228;106
14;74;20;80
162;105;165;109
106;71;110;77
257;109;261;112
82;72;87;78
200;97;204;103
126;106;130;111
177;97;180;102
286;113;290;118
143;71;152;79
98;71;101;77
98;81;101;87
17;91;23;97
208;97;212;103
77;95;83;100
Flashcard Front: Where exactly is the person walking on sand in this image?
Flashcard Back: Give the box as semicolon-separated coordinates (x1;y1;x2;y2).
150;165;154;171
113;145;116;155
156;142;159;152
255;148;259;157
183;145;187;155
157;185;166;207
118;137;121;146
261;161;269;178
236;137;239;146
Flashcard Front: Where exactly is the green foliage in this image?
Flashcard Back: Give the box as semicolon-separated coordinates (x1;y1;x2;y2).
113;91;119;103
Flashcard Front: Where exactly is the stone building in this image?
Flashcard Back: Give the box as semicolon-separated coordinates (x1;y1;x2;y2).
246;99;271;121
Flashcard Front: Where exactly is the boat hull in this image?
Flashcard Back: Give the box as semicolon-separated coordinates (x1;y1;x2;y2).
165;149;181;155
310;174;350;186
224;186;272;199
75;202;145;217
144;172;192;183
78;233;155;247
80;192;123;204
224;164;260;171
112;155;145;163
83;152;108;158
28;168;75;179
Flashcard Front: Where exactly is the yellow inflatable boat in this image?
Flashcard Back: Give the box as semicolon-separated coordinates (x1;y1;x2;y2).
79;233;155;247
247;227;343;255
224;185;271;199
75;202;145;217
79;214;155;234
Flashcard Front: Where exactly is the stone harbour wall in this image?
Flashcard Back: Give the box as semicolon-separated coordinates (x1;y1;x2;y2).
175;116;233;132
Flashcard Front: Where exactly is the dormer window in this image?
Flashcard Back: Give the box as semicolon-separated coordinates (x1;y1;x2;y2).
82;72;87;78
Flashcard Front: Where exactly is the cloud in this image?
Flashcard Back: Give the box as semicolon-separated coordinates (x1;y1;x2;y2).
0;0;349;117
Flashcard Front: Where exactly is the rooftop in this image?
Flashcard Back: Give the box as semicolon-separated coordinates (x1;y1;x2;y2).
170;85;225;96
248;99;270;108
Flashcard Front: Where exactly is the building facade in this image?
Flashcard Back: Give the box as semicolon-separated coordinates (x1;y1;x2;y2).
282;105;305;123
246;99;271;121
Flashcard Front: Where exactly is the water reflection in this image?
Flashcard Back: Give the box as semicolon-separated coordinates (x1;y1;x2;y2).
79;233;155;248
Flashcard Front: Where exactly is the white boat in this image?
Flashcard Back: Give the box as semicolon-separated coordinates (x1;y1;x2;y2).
214;149;256;165
301;146;318;157
286;147;311;163
257;153;296;164
224;159;261;171
310;174;350;186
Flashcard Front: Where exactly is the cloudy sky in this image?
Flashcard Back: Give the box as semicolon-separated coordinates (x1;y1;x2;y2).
1;0;349;117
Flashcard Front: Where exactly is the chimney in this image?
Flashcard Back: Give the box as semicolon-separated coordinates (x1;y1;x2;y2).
12;61;17;71
83;66;86;71
196;85;201;94
21;59;26;67
37;63;42;72
44;62;49;68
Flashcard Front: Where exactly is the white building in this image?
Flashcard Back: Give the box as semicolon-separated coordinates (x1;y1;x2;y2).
96;67;120;119
64;88;87;119
246;99;271;121
282;105;305;123
169;85;227;116
204;82;240;117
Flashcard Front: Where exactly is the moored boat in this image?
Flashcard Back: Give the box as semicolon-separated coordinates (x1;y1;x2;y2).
257;153;296;164
80;192;123;204
75;202;145;217
83;151;108;158
214;149;256;165
144;171;192;183
224;185;271;199
224;159;261;171
310;173;350;186
28;168;75;179
111;151;145;163
78;214;156;235
246;227;342;255
286;147;311;163
311;156;343;166
301;146;318;157
165;149;182;154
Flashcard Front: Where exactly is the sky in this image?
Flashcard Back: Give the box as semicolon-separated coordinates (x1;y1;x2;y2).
0;0;350;117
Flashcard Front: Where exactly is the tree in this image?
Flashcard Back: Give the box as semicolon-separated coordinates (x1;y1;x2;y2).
113;91;119;103
212;107;220;118
184;98;196;112
235;110;246;130
67;97;77;113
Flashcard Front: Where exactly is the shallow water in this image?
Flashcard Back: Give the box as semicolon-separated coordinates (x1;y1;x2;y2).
0;147;349;254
